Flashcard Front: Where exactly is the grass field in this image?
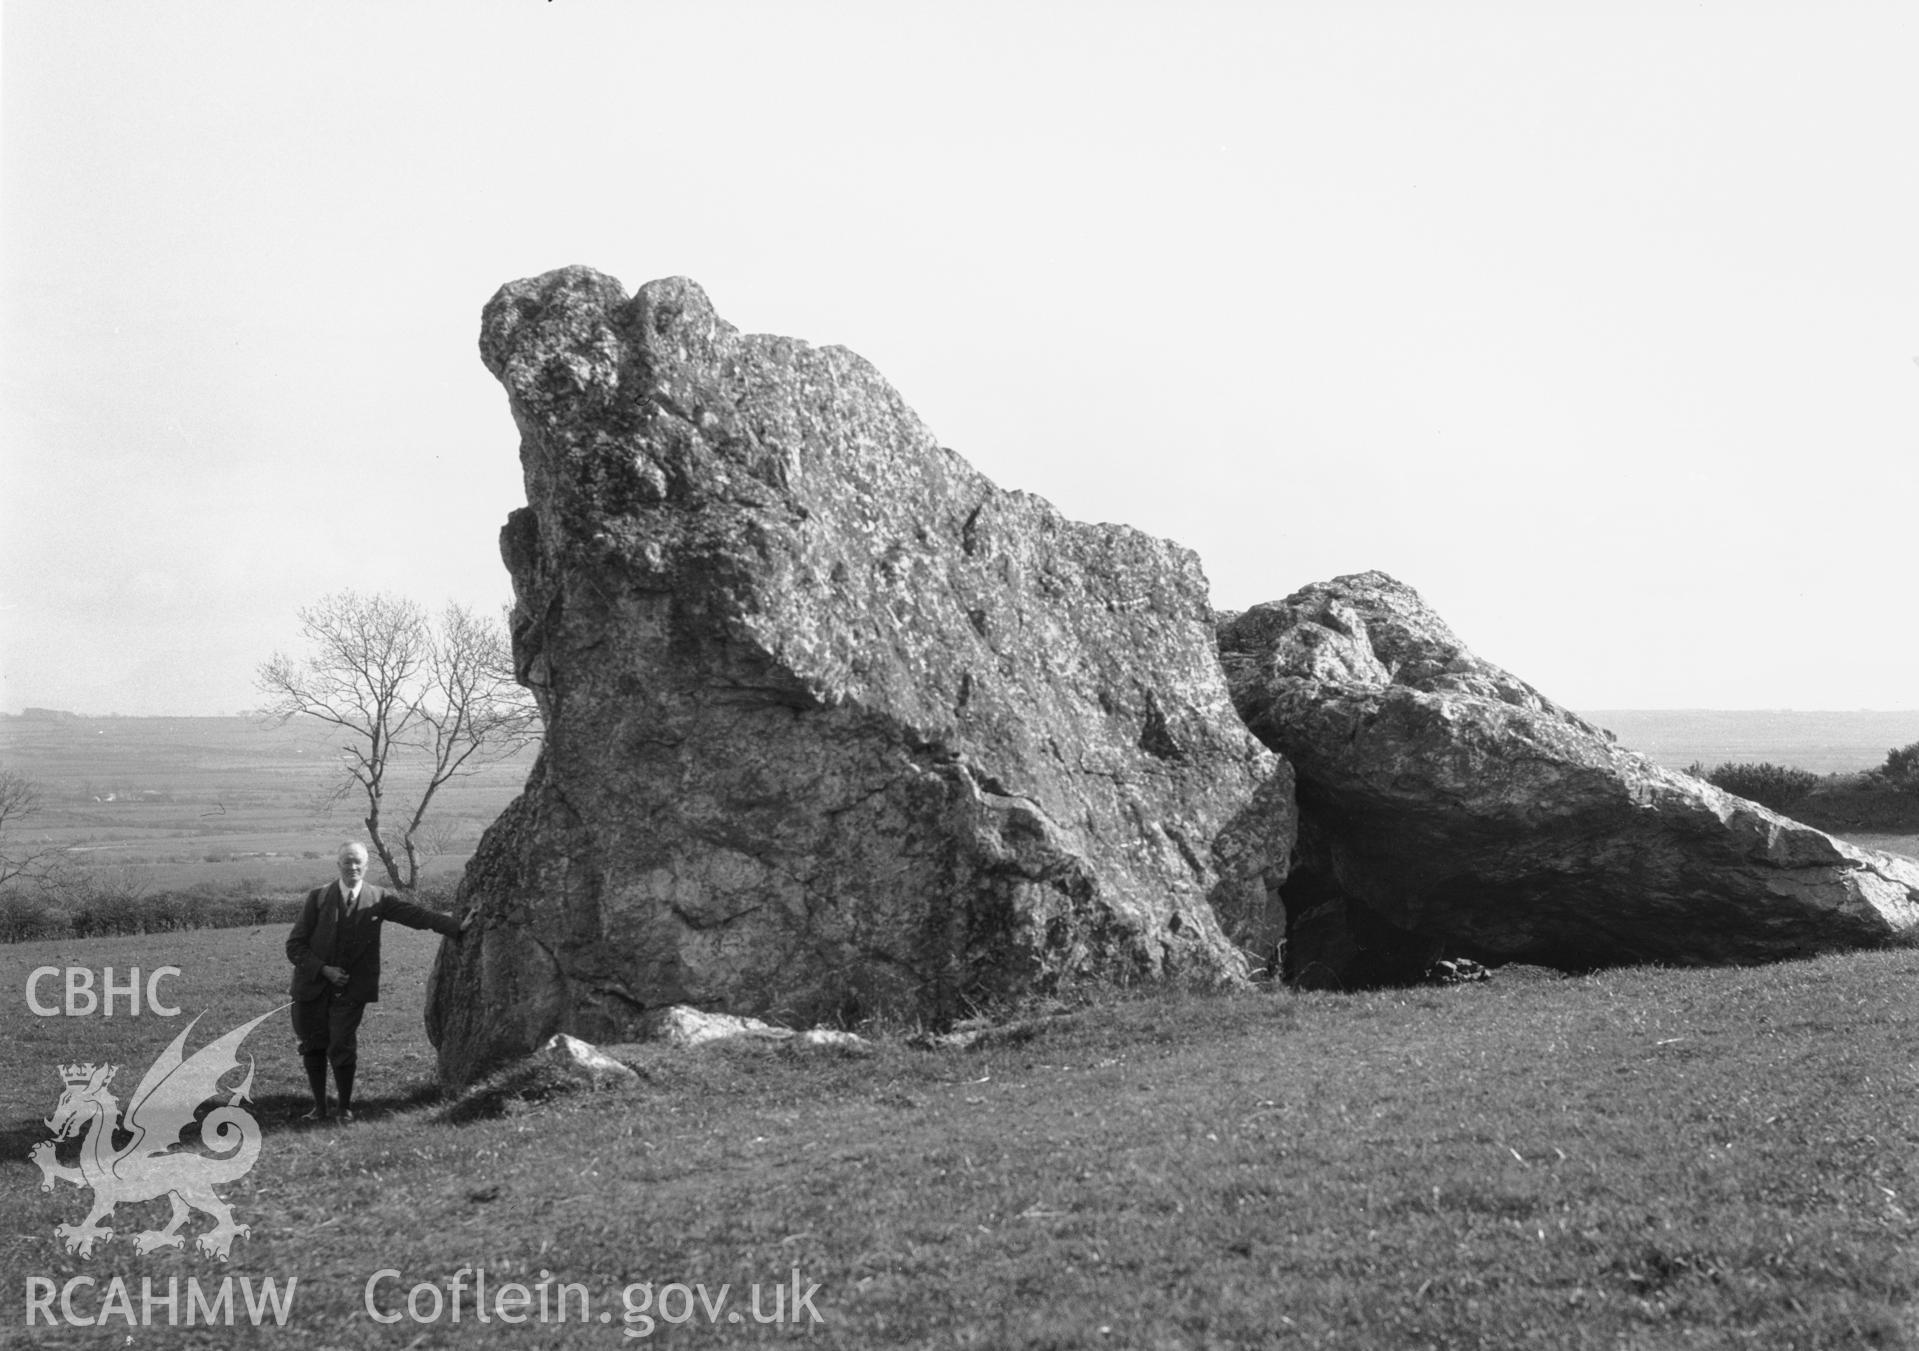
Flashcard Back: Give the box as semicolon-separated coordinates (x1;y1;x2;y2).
1843;834;1919;862
2;927;1915;1348
0;714;537;903
3;714;1917;1346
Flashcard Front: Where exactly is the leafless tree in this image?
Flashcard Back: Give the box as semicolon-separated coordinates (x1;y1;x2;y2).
0;770;60;891
257;591;540;892
407;816;463;861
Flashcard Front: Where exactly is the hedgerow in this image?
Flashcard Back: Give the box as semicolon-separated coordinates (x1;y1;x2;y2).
1687;760;1821;812
1883;741;1919;794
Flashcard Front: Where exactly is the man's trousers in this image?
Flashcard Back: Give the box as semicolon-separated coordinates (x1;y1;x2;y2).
291;989;367;1075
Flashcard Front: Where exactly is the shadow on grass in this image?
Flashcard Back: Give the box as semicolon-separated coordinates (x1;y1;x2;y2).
267;1077;450;1126
434;1060;618;1126
0;1080;451;1166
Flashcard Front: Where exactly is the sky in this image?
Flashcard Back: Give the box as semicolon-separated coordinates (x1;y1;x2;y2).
3;1;1917;715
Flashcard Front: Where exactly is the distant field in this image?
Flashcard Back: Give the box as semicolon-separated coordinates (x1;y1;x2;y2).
0;713;537;898
1838;834;1919;862
1583;708;1919;775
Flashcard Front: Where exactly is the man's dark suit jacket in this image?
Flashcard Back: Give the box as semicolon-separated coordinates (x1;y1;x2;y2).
286;881;462;1004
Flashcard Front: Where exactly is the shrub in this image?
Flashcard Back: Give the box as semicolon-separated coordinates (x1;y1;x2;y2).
412;876;460;910
143;890;194;932
55;866;151;938
0;890;60;942
0;886;303;944
240;895;305;927
70;893;140;938
190;896;250;930
1884;741;1919;794
1697;761;1820;813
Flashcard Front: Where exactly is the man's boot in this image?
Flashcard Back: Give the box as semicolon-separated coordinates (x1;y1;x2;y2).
300;1055;328;1122
335;1064;356;1124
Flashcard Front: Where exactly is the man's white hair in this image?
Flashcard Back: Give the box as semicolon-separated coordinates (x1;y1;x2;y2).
337;841;370;864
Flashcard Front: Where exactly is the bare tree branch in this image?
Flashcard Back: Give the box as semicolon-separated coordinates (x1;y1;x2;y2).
0;770;60;891
256;590;539;892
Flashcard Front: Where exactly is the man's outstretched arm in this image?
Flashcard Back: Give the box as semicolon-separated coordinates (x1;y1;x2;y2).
372;893;471;939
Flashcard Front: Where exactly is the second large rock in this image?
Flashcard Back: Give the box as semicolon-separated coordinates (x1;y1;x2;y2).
1220;571;1919;982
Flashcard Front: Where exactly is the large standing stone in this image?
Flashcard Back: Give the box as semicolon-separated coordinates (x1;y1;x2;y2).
1219;571;1919;982
428;269;1291;1085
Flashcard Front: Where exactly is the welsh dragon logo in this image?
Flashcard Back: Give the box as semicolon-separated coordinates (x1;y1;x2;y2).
29;1005;285;1261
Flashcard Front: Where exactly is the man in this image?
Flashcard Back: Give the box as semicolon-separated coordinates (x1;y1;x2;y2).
286;841;472;1123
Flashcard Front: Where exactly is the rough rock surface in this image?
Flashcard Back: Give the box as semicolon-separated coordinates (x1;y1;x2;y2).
534;1033;642;1089
1219;571;1919;982
428;268;1291;1085
791;1028;875;1056
624;1007;875;1055
639;1006;791;1049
